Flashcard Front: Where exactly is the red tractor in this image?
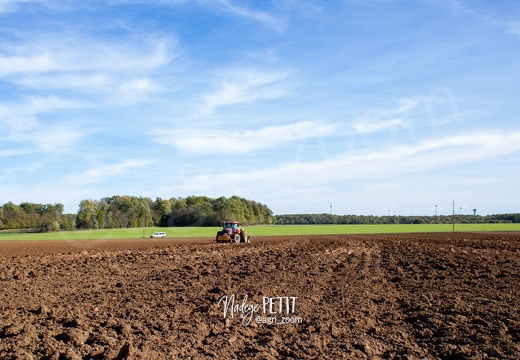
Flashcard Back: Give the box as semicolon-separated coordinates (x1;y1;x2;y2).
216;221;251;243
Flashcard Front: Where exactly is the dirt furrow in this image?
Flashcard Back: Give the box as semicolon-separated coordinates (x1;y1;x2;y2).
0;233;519;359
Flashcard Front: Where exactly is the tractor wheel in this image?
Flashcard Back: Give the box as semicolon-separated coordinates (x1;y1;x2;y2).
216;231;222;242
234;234;241;243
241;231;248;243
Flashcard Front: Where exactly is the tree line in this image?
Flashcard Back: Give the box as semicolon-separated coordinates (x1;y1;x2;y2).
0;202;73;232
2;197;519;232
0;195;274;232
274;213;520;225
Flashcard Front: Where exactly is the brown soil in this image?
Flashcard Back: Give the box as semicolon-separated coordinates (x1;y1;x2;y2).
0;233;519;359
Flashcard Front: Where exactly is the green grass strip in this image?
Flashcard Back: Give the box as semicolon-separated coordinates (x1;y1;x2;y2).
0;223;519;241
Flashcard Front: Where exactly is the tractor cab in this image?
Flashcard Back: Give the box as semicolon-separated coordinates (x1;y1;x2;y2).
223;221;239;232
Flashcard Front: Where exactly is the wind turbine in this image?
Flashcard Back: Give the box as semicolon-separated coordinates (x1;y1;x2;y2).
458;203;468;215
431;197;442;216
387;205;395;216
329;203;340;215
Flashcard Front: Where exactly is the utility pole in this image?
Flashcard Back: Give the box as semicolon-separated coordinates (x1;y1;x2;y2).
452;199;455;232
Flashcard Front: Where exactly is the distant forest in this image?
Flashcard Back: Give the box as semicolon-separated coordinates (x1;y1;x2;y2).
1;197;519;232
0;196;274;232
274;213;520;225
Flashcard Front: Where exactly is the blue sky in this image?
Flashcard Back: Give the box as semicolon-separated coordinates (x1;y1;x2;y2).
1;0;519;216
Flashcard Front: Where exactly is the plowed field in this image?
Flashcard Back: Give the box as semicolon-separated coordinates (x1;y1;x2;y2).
1;233;519;359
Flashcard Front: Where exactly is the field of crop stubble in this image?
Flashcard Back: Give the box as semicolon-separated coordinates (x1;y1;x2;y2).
0;232;519;359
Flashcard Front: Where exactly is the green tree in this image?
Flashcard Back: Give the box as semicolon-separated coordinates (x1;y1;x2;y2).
76;199;98;229
153;197;173;226
2;202;27;229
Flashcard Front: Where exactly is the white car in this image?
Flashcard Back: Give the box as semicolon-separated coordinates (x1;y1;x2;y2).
150;232;166;238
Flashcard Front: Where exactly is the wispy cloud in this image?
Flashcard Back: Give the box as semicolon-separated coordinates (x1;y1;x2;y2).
353;118;403;134
9;126;86;152
0;95;80;128
0;0;71;13
0;53;54;75
204;69;289;113
176;130;520;193
352;97;417;134
432;0;520;39
0;32;173;117
66;159;151;185
399;98;419;112
154;120;338;154
0;148;34;157
0;95;87;154
0;33;174;79
104;0;287;31
27;95;80;113
0;0;29;13
117;77;159;103
17;73;112;92
202;0;287;32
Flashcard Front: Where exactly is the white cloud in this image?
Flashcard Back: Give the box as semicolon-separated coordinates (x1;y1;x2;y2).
204;70;289;113
176;130;520;193
0;95;87;154
0;95;80;129
154;120;338;154
203;0;287;32
28;95;80;112
353;118;403;134
432;1;520;40
119;78;156;93
0;0;72;13
105;0;287;31
0;148;34;157
0;95;79;119
0;53;54;75
398;98;419;112
0;0;28;13
352;96;420;134
0;31;173;121
0;34;173;78
117;77;158;103
18;73;112;91
6;125;86;153
18;73;160;103
66;159;151;185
